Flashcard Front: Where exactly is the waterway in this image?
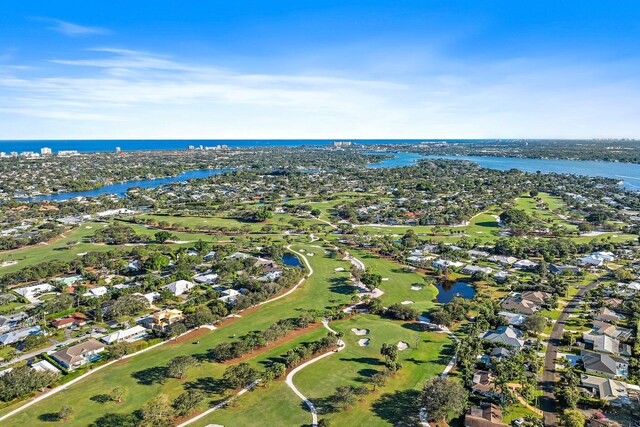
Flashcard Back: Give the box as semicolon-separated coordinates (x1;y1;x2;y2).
435;281;476;303
25;169;229;202
425;155;640;190
22;151;640;202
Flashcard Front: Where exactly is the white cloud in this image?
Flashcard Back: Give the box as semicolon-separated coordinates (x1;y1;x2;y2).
0;48;639;139
37;18;109;37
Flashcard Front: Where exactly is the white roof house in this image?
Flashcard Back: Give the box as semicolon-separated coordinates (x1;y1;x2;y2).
513;259;539;270
226;252;250;260
579;255;605;266
141;292;160;304
432;259;464;269
218;289;240;303
15;283;55;303
257;271;283;282
163;280;196;296
101;325;147;344
31;360;61;374
593;251;616;261
194;272;219;284
0;326;41;345
83;286;109;298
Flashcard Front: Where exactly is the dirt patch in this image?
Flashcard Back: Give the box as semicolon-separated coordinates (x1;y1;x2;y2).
169;327;212;345
222;322;323;365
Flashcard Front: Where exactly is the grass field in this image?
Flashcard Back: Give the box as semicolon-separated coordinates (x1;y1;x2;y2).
207;315;453;427
1;240;357;426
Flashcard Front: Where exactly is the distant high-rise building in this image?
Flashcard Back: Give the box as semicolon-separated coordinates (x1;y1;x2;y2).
188;145;195;150
115;147;121;153
332;141;352;148
40;147;52;155
58;150;79;157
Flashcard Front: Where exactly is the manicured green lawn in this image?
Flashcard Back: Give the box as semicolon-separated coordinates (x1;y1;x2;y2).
350;248;438;315
204;315;453;427
0;223;112;275
1;241;355;426
295;316;453;426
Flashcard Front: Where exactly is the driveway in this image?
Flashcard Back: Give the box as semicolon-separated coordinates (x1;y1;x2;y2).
541;282;598;426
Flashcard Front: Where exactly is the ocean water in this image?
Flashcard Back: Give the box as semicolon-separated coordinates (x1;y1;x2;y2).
0;139;447;153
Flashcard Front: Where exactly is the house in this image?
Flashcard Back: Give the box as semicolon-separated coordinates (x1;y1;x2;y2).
593;251;616;262
163;280;196;296
579;255;605;267
432;259;464;269
582;332;621;354
83;286;109;298
226;252;250;260
591;321;632;341
14;283;54;303
0;312;28;333
467;250;490;258
513;259;539;270
194;272;218;284
142;309;184;331
464;403;509;427
461;265;493;276
582;351;629;378
580;374;631;406
498;311;526;326
479;325;525;350
603;297;624;309
254;258;281;272
53;275;83;287
596;307;625;323
101;325;147;345
500;295;542;315
51;339;105;370
0;326;41;345
203;251;216;261
218;288;240;303
493;271;510;283
140;292;160;305
550;264;580;275
521;291;551;305
30;360;61;374
257;271;283;282
50;313;88;329
487;255;518;266
471;370;503;399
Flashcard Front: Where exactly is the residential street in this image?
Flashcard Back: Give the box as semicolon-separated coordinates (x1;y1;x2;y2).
541;282;598;427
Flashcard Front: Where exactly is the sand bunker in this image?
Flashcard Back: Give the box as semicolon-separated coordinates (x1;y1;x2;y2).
335;267;345;272
401;300;414;305
381;278;390;281
351;328;369;336
397;341;409;351
411;285;423;291
358;338;370;347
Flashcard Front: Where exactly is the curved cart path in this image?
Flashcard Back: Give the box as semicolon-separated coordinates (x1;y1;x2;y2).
285;320;345;427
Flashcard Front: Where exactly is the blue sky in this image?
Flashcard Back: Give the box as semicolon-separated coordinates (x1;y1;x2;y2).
1;1;639;139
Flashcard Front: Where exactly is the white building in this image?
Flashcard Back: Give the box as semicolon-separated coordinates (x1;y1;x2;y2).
163;280;196;296
15;283;55;303
101;325;147;344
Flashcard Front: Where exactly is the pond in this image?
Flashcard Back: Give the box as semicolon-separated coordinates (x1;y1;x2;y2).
282;253;303;268
435;281;476;303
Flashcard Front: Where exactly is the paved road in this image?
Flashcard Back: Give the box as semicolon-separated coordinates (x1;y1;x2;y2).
541;282;598;426
286;320;345;427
